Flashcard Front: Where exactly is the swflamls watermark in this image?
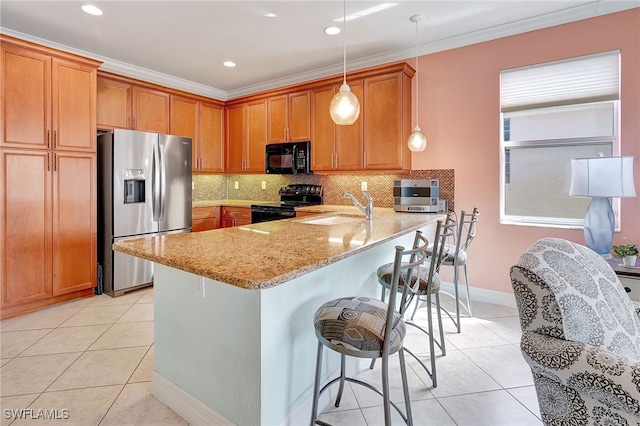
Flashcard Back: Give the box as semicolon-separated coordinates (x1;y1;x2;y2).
3;408;70;420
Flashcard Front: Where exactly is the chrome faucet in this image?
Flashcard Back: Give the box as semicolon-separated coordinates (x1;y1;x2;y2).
343;191;373;220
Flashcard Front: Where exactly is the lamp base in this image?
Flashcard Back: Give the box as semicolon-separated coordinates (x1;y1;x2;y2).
583;197;615;256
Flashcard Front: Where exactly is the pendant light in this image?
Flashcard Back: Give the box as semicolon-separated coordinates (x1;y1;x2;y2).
407;14;427;152
329;0;360;125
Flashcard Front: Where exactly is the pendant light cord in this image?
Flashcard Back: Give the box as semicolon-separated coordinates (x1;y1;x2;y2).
414;17;419;127
342;0;347;85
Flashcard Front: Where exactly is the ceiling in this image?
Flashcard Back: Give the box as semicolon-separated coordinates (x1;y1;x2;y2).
1;1;638;100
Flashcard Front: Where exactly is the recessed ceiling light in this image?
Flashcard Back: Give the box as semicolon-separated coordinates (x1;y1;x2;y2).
81;4;103;16
223;61;236;68
334;2;398;22
324;26;341;36
265;13;277;18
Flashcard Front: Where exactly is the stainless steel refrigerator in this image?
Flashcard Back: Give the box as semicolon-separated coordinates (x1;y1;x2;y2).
97;129;192;296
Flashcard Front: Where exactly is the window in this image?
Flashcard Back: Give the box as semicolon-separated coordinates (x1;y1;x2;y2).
500;51;620;228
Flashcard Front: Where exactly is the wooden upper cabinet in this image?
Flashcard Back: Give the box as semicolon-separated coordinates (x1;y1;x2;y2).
52;151;96;296
198;102;224;173
267;90;310;143
132;86;169;134
170;96;198;170
363;71;411;171
225;103;245;173
1;40;97;152
311;81;363;171
245;99;267;173
1;149;53;307
97;77;132;130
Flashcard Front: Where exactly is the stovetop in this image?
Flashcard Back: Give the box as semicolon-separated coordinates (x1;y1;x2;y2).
252;184;323;210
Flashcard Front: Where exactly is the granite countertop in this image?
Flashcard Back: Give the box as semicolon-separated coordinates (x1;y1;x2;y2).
113;207;445;290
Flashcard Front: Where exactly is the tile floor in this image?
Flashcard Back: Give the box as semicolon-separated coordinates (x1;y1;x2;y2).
0;288;542;426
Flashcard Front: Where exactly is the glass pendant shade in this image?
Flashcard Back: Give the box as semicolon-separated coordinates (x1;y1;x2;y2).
329;83;360;125
407;126;427;152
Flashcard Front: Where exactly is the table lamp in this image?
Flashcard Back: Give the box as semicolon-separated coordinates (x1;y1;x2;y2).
570;156;636;256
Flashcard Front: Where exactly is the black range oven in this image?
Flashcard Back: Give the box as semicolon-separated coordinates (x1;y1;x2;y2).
251;184;322;223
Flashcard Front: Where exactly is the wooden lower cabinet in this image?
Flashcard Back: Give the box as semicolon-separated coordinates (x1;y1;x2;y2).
0;148;96;318
221;206;251;228
192;206;220;232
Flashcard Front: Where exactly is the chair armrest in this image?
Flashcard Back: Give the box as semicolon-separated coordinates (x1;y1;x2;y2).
520;330;640;416
632;300;640;321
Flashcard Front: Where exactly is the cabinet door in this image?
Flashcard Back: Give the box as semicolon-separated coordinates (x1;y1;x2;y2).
97;77;131;130
0;45;51;149
310;85;336;171
170;96;198;170
267;95;287;143
132;86;170;134
1;149;52;306
336;80;364;170
225;104;245;173
52;151;96;296
199;102;224;173
245;99;267;173
52;58;97;152
288;90;310;142
363;73;406;170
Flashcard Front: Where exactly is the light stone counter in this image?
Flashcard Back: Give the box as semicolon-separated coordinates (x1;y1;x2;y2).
113;208;444;290
114;209;444;426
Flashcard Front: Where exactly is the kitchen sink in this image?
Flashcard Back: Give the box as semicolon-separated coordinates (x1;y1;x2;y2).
299;214;364;226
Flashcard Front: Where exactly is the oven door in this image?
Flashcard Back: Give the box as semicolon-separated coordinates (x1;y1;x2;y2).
251;205;296;223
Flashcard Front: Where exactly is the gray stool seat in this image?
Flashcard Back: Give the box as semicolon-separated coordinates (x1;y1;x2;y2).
314;296;406;358
377;263;442;294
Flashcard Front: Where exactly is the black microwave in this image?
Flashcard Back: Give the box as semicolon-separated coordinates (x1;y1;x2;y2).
265;141;312;174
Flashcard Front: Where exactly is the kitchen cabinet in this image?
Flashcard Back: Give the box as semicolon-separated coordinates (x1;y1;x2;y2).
221;206;251;228
311;81;364;171
172;97;224;173
1;40;97;152
225;99;267;173
0;35;99;319
363;70;412;171
97;74;170;134
267;90;310;143
192;206;220;232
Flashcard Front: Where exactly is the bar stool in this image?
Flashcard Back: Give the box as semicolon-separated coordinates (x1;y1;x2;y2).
373;219;452;387
310;230;432;426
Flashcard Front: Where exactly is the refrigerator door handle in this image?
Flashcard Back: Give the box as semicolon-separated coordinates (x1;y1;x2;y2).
152;143;161;221
159;143;167;221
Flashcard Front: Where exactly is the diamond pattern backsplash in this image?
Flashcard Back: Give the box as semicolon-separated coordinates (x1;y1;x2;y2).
193;170;455;211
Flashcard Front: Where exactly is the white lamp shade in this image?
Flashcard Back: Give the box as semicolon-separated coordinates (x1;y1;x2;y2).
570;156;637;198
329;83;360;125
407;126;427;152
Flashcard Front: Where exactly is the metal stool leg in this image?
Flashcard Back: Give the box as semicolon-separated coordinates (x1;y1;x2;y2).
310;341;323;426
453;263;461;333
335;354;346;407
426;291;437;387
435;293;446;356
462;264;472;317
398;348;413;426
381;352;391;426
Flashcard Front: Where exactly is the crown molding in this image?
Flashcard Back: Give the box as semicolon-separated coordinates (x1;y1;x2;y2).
2;2;637;101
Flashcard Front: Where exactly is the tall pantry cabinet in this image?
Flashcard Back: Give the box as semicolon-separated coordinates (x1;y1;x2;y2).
0;35;100;319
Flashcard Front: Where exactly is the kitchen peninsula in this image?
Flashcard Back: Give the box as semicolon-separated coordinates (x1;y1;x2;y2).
113;208;445;425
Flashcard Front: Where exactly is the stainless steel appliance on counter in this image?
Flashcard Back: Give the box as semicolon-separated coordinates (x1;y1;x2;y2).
251;184;323;223
393;179;441;213
97;129;192;296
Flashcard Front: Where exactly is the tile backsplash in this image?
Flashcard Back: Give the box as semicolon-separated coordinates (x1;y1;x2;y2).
193;170;455;211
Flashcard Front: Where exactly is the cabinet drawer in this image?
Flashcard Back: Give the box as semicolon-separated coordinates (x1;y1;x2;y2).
192;206;219;220
221;206;251;220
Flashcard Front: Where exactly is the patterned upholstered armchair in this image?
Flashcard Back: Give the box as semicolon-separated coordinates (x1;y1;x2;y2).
510;238;640;425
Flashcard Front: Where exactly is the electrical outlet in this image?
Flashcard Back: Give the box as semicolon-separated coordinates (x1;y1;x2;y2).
361;181;368;191
195;276;205;298
191;181;194;190
261;181;266;190
234;181;239;190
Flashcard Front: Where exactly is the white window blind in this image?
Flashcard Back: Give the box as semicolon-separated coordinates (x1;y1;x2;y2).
500;50;620;112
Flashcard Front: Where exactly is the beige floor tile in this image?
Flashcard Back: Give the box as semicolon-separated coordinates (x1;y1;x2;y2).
89;321;153;350
129;346;153;383
478;316;523;344
317;407;367;426
507;386;541;420
1;309;82;332
463;344;534;389
59;305;130;328
442;320;511;350
42;296;95;311
9;385;123;426
87;290;147;307
48;347;147;391
438;389;542;425
0;353;81;397
0;359;10;367
99;382;187;425
0;329;51;358
136;289;154;304
19;325;109;357
116;304;154;323
0;394;39;426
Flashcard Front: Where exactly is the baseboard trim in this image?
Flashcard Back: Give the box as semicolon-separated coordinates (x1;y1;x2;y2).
439;281;517;308
151;371;234;426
